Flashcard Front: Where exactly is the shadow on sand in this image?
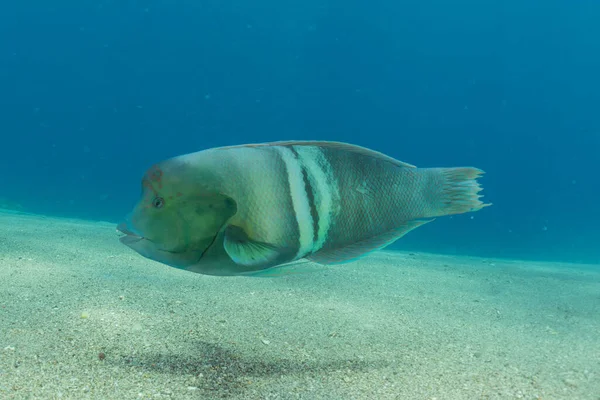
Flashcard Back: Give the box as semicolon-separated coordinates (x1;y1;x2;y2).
112;340;386;398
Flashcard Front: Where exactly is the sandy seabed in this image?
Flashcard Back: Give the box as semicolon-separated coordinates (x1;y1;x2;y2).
0;210;598;400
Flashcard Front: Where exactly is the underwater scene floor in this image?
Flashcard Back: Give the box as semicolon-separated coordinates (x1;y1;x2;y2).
0;210;598;399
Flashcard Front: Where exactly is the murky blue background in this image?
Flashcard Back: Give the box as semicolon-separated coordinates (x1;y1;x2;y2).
1;0;598;263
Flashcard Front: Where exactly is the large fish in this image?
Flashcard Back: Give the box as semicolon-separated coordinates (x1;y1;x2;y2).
117;141;490;276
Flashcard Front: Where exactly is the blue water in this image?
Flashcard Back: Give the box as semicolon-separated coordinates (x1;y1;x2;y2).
0;1;598;264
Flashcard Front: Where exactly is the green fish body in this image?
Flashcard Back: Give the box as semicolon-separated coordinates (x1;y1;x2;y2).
118;141;490;276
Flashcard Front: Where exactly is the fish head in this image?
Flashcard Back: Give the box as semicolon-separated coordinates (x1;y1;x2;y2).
117;160;237;269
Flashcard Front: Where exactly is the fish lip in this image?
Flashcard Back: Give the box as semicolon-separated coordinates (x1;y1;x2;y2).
115;221;214;265
119;235;143;245
117;222;144;245
116;222;139;236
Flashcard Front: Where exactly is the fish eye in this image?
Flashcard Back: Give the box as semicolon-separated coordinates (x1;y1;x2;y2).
152;197;165;209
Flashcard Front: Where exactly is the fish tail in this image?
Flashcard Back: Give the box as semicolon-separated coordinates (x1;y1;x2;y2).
425;167;491;217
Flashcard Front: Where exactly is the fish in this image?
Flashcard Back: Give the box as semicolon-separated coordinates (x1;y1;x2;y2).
117;141;491;276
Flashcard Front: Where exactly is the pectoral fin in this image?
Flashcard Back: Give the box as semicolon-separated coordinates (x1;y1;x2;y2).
307;219;433;265
223;225;283;267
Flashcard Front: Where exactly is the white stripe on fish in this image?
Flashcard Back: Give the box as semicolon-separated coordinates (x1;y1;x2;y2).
294;146;338;253
275;146;315;259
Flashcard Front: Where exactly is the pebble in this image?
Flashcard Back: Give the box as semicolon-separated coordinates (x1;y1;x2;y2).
563;378;578;388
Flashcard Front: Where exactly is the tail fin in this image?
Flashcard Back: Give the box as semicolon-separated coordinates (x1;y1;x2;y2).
434;167;491;216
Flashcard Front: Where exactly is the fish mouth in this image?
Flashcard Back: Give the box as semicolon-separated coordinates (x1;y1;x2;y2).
116;222;144;245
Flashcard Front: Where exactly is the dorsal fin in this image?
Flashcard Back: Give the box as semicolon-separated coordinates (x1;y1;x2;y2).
216;140;417;169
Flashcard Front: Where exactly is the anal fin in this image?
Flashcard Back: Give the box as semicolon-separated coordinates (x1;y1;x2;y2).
238;259;323;277
307;219;433;265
